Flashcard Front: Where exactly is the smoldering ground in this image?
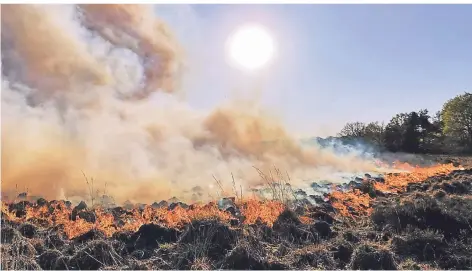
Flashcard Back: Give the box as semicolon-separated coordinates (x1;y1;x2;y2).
2;4;388;204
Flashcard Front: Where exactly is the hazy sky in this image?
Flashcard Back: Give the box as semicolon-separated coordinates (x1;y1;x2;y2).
155;4;472;137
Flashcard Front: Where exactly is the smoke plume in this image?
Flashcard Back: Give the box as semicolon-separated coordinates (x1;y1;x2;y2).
2;4;381;204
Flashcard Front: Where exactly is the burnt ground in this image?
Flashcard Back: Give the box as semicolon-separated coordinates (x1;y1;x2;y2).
1;160;472;269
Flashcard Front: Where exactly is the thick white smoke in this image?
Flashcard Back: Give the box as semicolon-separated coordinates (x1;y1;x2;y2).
1;4;382;204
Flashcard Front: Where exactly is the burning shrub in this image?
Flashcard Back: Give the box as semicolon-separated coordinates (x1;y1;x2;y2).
110;206;133;220
8;201;32;218
375;163;458;193
36;198;48;207
240;199;285;226
0;161;468;270
329;189;372;217
77;210;97;223
357;179;384;198
26;217;50;228
407;169;472;195
169;201;189;210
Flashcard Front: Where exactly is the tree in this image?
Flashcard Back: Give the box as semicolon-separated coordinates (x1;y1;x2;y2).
383;110;435;153
335;92;472;154
403;111;422;153
363;122;385;148
338;121;385;149
441;92;472;153
338;122;367;138
384;113;409;152
422;110;445;153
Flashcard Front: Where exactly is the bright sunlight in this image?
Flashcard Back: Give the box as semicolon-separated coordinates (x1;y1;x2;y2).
226;23;276;71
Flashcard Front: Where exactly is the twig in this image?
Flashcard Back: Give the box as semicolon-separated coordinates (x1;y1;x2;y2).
231;173;240;202
212;175;224;198
82;171;96;206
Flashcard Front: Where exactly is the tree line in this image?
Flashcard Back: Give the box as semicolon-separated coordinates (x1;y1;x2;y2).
337;92;472;154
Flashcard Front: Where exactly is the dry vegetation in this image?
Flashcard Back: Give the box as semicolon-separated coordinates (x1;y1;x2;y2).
1;157;472;270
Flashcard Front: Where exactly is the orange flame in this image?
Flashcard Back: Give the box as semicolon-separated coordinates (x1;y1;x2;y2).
2;199;288;239
375;163;457;193
1;162;461;238
329;162;459;218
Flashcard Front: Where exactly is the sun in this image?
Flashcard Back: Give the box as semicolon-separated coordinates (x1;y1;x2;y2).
226;23;276;71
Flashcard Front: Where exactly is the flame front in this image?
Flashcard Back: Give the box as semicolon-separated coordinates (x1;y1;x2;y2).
329;162;460;217
1;162;461;239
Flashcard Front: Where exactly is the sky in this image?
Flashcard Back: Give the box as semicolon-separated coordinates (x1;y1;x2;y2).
155;4;472;137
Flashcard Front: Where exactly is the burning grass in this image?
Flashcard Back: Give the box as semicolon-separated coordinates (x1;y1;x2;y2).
1;199;287;239
328;162;460;218
1;160;471;270
1;162;462;239
375;162;458;193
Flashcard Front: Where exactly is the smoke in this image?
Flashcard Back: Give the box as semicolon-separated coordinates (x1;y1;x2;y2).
77;4;184;99
1;5;112;100
2;4;382;204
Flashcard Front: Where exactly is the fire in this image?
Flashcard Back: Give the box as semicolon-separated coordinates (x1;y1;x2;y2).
2;199;288;239
1;162;461;238
374;163;458;193
1;202;17;222
329;189;373;217
329;162;460;218
240;199;285;225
